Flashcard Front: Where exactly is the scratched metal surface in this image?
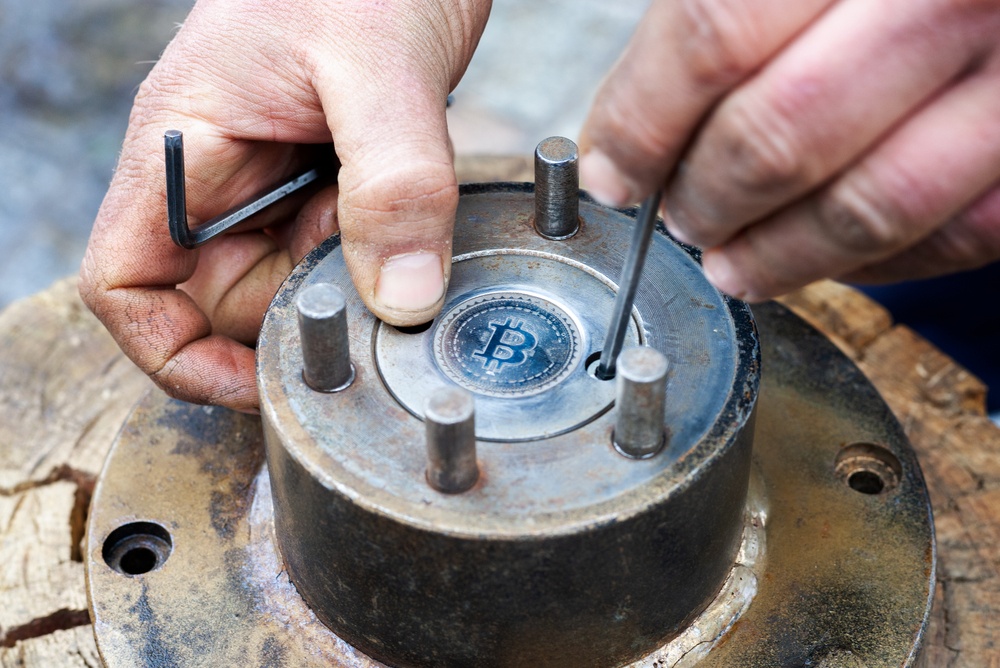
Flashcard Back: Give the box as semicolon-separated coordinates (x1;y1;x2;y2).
258;184;754;529
253;183;759;664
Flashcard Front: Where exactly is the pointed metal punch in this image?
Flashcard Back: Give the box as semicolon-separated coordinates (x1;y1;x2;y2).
595;190;663;380
164;130;325;249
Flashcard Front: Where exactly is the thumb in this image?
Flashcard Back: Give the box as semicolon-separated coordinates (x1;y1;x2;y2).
324;74;457;327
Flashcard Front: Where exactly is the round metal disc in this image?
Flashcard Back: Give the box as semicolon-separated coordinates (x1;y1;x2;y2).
375;252;641;441
255;185;746;536
86;301;933;667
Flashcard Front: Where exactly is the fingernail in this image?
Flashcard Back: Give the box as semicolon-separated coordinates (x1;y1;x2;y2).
580;149;637;206
376;252;445;313
702;250;751;301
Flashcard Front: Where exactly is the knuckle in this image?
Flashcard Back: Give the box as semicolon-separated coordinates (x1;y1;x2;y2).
677;0;761;90
77;257;99;310
665;197;718;245
77;248;113;318
112;151;151;187
938;198;1000;267
597;93;674;163
129;75;179;126
817;181;909;253
341;156;458;232
715;100;805;193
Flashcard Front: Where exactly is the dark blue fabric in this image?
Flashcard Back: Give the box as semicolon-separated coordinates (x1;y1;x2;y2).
856;263;1000;412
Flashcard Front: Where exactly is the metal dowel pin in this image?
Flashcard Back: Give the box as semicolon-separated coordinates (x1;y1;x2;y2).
296;283;355;392
534;136;580;239
613;346;668;459
425;387;479;493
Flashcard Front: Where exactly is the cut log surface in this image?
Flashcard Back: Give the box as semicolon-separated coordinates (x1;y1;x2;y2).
0;160;997;665
0;277;151;665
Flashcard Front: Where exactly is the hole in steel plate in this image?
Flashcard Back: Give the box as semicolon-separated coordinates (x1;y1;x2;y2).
847;470;885;495
102;521;173;576
119;547;158;575
834;443;902;495
585;351;614;380
394;320;434;335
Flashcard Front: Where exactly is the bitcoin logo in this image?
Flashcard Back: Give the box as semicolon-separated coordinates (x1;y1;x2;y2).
473;318;538;374
434;293;581;398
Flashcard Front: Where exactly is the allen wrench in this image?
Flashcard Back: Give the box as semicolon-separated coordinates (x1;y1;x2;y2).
164;130;327;249
165;96;454;250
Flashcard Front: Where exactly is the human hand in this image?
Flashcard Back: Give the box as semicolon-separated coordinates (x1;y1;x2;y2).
79;0;491;411
579;0;1000;300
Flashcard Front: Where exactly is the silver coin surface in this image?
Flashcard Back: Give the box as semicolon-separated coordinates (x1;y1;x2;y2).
433;292;581;398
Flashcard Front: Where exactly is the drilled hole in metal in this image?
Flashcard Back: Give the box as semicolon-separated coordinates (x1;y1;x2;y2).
847;470;885;495
834;443;902;495
102;521;173;577
585;351;614;380
394;320;434;335
119;547;158;575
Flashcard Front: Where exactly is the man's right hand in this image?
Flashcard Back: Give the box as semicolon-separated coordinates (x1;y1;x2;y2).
79;0;492;412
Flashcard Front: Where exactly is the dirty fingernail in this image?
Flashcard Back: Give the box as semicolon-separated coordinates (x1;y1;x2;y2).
375;252;445;312
580;149;637;207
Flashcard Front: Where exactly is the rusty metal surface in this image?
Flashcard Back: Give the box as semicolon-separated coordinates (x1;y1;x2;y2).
87;298;932;667
693;302;935;667
256;184;759;666
85;398;386;668
259;185;756;526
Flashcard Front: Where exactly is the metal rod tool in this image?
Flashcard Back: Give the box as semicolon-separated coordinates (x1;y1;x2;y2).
595;191;663;380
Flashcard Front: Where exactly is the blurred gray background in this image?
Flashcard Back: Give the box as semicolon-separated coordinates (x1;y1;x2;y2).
0;0;648;308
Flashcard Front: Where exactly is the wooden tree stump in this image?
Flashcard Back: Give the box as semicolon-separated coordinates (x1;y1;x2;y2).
1;158;997;666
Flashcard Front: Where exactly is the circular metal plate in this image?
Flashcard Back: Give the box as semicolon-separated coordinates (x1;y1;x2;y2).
256;184;759;665
86;301;933;667
256;185;748;535
375;252;640;441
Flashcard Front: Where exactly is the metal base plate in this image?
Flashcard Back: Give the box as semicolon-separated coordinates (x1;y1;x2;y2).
86;302;933;667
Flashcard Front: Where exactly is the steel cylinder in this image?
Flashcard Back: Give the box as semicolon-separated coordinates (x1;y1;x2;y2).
424;386;479;493
534;136;580;239
614;346;669;458
296;282;354;392
258;184;759;667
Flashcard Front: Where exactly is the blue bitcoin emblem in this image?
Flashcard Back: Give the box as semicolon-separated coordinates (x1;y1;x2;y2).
473;318;538;374
434;293;581;398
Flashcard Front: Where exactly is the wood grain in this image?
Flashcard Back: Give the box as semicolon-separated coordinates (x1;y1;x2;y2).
779;282;1000;668
0;159;996;665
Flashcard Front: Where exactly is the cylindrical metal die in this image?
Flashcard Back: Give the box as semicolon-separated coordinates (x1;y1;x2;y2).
534;136;580;239
258;184;760;667
296;282;354;392
425;387;479;493
614;346;669;458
